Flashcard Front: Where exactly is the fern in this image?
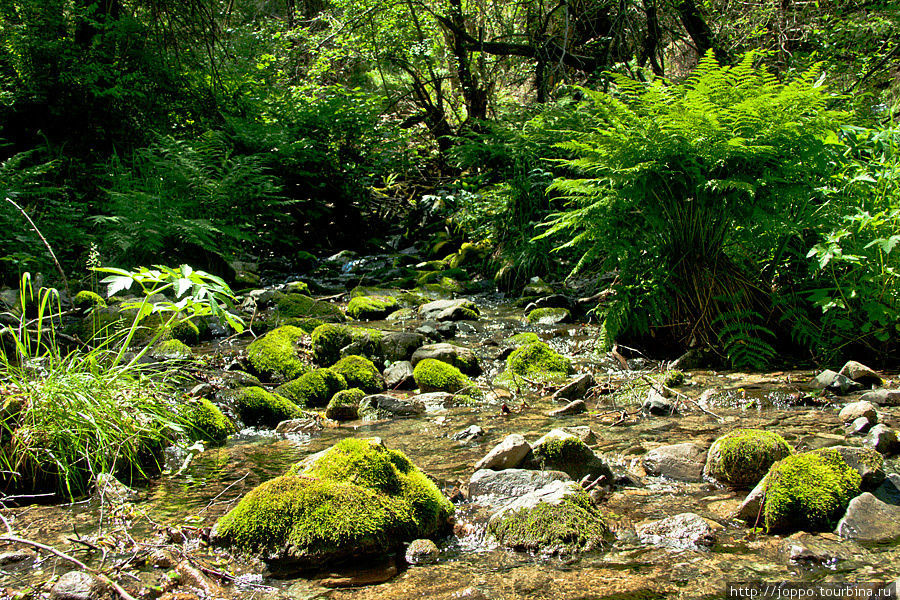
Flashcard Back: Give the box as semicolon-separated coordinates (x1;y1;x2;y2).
713;308;778;370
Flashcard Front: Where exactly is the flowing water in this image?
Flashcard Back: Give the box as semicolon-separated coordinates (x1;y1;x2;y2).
2;258;899;600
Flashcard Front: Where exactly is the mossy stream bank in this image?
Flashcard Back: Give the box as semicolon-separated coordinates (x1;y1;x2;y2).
1;252;899;600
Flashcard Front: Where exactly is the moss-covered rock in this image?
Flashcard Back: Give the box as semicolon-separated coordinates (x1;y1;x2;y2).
325;388;366;421
764;449;862;533
526;307;572;325
413;358;474;393
487;483;612;554
531;430;613;481
284;281;310;295
169;318;201;345
346;295;399;321
152;338;193;359
234;386;303;428
73;290;106;310
275;369;347;408
271;293;345;324
246;326;310;383
331;355;385;394
213;438;453;573
503;332;541;349
181;399;236;445
505;341;572;384
703;429;793;489
310;324;383;366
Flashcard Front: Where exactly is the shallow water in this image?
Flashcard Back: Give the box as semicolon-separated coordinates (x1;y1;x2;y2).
2;267;899;600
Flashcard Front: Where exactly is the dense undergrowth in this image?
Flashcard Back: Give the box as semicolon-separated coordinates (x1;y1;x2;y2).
0;0;897;367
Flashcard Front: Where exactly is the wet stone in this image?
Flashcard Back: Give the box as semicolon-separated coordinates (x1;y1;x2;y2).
383;361;415;389
0;550;35;565
548;399;586;417
838;361;883;387
275;417;322;435
551;373;594;403
636;513;717;551
468;468;571;508
474;434;532;471
453;425;484;443
866;425;900;456
642;389;676;416
404;539;440;565
642;442;708;482
358;394;425;419
847;416;873;436
835;492;900;544
838;400;877;425
780;532;870;568
50;571;106;600
859;388;900;407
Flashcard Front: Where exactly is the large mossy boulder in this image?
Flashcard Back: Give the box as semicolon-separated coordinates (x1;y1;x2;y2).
413;358;474;393
530;430;612;482
703;429;793;489
764;449;862;533
181;398;236;446
487;481;612;554
504;341;572;384
310;324;382;366
212;438;453;574
271;293;345;324
275;369;347;408
410;343;480;375
331;355;385;394
346;296;399;321
246;326;310;382
234;387;303;428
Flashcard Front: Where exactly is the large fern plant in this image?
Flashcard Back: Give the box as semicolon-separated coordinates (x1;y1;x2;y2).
542;51;847;367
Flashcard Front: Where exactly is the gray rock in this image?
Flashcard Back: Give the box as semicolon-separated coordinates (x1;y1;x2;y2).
436;322;458;338
848;415;873;435
418;299;479;322
383;361;415;389
813;446;885;491
812;370;862;394
636;513;717;550
873;473;900;505
860;388;900;407
50;571;106;600
734;477;767;525
796;433;845;451
866;425;900;456
548;399;586;417
358;394;425;420
411;391;458;411
380;332;426;362
835;492;900;544
474;434;531;471
779;532;870;568
838;400;878;425
642;389;676;416
453;425;484;443
563;426;597;445
642;442;708;482
410;343;480;375
404;539;439;565
0;550;34;565
529;429;613;482
489;480;582;523
414;324;441;341
839;361;883;387
468;468;571;508
274;417;322;435
551;374;595;403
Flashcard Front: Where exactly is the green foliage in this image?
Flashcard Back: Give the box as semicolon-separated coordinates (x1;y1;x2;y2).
764;449;861;533
542;52;847;365
331;355;385;394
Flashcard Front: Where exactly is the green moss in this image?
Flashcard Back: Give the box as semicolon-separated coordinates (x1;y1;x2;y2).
764;449;861;533
488;490;612;553
154;339;192;359
215;439;453;570
535;436;595;467
73;290;106;309
505;332;541;347
169;318;201;344
331;355;385;394
310;324;382;366
284;281;310;295
386;308;416;321
246;326;310;382
234;386;303;428
413;358;474;393
275;369;347;408
272;293;345;324
181;399;236;445
422;278;463;296
346;295;399;320
526;307;571;324
281;317;325;334
325;388;365;421
663;370;685;387
506;341;572;383
704;429;792;488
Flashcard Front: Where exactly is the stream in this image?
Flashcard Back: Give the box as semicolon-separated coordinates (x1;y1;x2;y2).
2;253;898;600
